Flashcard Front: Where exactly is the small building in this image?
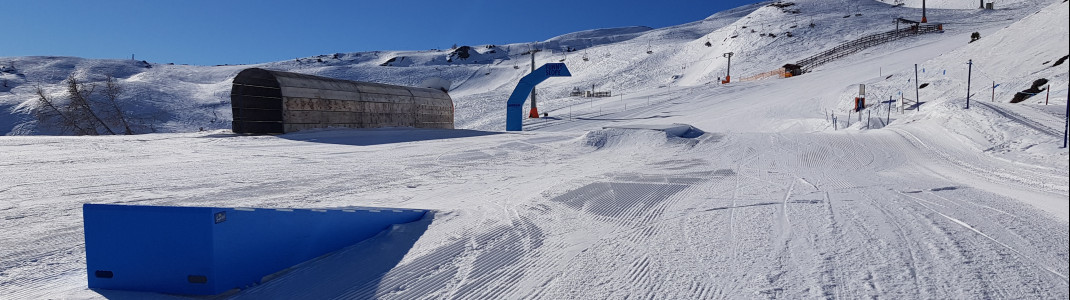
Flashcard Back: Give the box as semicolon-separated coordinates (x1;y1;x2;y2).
783;64;803;77
230;68;454;134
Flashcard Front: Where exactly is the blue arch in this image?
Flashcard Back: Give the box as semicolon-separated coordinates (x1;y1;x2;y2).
506;63;571;131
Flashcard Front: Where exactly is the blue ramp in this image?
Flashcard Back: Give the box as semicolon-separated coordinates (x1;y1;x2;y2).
506;63;571;131
83;204;428;295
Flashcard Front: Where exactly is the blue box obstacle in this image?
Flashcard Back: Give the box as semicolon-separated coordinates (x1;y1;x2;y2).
83;204;428;295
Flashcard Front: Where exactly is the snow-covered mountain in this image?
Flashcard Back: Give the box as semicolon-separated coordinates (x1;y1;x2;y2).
2;0;1067;298
4;0;1061;136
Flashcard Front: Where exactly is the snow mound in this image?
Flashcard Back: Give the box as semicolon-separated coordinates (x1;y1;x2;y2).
603;123;705;138
582;124;706;150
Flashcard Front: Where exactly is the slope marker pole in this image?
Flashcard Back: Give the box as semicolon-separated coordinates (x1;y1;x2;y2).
1063;87;1068;148
965;59;972;109
887;95;892;124
915;64;921;112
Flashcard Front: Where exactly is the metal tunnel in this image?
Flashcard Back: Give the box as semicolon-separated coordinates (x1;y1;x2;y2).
230;68;454;134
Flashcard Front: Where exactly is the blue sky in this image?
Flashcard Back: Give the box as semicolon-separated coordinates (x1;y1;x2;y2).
5;0;760;66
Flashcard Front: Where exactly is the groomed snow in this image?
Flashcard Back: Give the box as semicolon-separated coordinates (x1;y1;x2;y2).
1;0;1067;298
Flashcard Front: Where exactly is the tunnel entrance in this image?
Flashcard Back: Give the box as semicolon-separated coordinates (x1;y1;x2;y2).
231;68;284;134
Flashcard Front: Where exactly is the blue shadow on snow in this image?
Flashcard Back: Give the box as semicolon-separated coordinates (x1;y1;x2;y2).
276;127;501;146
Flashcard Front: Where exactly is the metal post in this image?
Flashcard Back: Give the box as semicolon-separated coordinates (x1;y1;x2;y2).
723;52;734;83
847;110;852;127
887;95;892;124
1045;85;1049;105
980;0;984;9
833;114;837;130
1063;88;1068;148
915;64;921;111
922;0;928;23
867;110;871;129
966;59;973;109
992;81;996;102
529;47;538;118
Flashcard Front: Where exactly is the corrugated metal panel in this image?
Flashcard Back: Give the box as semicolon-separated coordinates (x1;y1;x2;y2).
231;68;453;134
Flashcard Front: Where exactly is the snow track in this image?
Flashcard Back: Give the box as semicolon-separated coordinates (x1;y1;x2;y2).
2;117;1066;299
975;102;1064;138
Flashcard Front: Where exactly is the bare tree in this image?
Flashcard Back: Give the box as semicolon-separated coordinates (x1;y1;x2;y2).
32;74;144;135
103;74;133;135
34;85;89;135
66;75;116;135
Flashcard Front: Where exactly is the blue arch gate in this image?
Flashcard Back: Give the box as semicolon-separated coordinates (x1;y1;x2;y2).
506;63;571;131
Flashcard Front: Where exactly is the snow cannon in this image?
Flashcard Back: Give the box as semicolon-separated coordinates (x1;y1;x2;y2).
506;63;571;131
83;204;429;295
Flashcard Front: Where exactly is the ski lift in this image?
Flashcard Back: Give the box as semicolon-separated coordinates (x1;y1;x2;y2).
583;39;591;61
512;44;520;69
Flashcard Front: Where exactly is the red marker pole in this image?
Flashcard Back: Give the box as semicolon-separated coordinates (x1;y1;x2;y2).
1045;85;1050;105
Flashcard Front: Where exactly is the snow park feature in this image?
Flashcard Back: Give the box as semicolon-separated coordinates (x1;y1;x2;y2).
82;204;428;295
506;63;571;131
230;68;454;134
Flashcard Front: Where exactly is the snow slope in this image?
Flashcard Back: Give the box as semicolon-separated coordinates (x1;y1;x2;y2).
1;0;1068;298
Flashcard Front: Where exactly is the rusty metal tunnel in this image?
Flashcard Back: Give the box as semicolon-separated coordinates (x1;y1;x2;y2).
231;68;454;134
